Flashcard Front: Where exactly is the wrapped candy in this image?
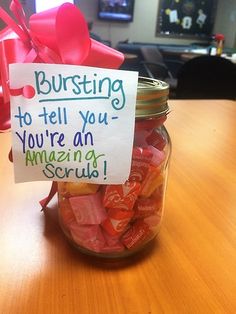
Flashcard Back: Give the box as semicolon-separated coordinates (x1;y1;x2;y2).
59;182;100;197
69;192;107;225
129;147;153;182
133;129;150;147
144;213;162;233
148;145;165;167
146;129;167;151
101;229;125;253
69;222;106;253
121;220;152;249
101;207;134;236
133;196;162;219
140;166;163;198
103;181;141;211
58;197;76;226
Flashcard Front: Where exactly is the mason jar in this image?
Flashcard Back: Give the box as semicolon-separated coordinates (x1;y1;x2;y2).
58;77;171;258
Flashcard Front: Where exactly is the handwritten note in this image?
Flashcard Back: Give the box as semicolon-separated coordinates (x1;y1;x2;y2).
10;63;138;184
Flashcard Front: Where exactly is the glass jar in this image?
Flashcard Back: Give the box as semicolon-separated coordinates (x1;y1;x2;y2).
58;77;171;258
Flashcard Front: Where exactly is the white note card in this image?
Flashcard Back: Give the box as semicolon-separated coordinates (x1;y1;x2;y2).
10;63;138;184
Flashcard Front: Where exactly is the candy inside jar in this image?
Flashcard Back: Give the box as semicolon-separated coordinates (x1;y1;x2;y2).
58;77;171;257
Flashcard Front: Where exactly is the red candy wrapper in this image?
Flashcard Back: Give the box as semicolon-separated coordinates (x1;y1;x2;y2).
101;208;134;236
121;220;151;249
69;192;107;225
103;181;141;211
129;147;153;182
133;196;162;219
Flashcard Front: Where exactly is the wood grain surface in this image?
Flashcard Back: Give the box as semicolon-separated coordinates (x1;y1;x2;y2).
0;99;236;314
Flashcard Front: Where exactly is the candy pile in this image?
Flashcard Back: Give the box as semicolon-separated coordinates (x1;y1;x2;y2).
58;116;169;256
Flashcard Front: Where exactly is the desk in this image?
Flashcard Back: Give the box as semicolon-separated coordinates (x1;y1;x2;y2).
180;52;204;62
1;100;236;313
181;52;236;64
161;47;208;60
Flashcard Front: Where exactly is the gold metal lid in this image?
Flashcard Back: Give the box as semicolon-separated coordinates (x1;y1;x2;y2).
136;77;169;118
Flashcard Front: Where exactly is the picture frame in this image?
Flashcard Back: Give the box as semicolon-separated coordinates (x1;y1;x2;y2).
156;0;218;39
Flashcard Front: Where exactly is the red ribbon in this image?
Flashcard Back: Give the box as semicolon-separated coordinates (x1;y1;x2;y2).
0;0;124;131
0;0;124;208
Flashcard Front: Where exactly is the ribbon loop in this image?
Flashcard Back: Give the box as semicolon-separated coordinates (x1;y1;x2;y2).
29;3;91;65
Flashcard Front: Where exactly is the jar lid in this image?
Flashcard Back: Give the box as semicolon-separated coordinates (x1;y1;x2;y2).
136;77;169;118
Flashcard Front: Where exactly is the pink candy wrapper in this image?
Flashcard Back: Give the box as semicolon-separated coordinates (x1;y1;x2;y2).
146;130;167;151
70;222;106;253
59;198;76;226
148;145;165;167
101;230;125;253
69;192;107;225
144;213;162;233
133;129;150;147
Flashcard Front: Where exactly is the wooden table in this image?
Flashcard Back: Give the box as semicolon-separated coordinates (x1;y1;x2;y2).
1;100;236;313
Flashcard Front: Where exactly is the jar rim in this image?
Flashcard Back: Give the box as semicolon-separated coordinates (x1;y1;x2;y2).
136;77;169;118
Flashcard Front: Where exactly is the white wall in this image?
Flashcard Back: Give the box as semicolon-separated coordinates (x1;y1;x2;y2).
214;0;236;48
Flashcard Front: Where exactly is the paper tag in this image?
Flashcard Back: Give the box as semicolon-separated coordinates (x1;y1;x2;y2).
182;16;192;29
10;63;138;184
196;11;207;28
169;10;178;23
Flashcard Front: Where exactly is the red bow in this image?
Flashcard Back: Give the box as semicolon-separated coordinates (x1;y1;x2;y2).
0;0;124;131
